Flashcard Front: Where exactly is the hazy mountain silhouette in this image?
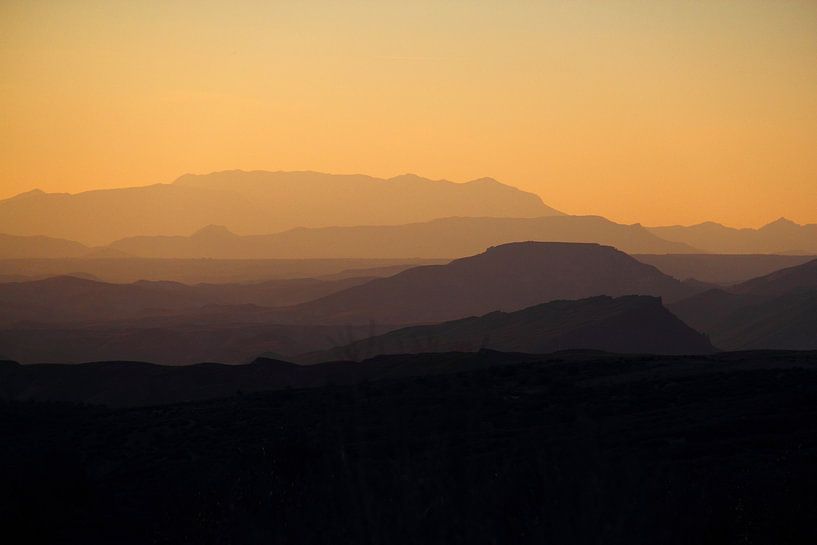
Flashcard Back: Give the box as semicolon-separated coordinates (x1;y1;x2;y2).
0;233;90;258
732;256;817;295
0;257;443;284
302;295;715;362
287;242;694;324
0;275;374;325
0;171;557;245
107;215;697;258
670;257;817;350
634;253;817;284
648;218;817;254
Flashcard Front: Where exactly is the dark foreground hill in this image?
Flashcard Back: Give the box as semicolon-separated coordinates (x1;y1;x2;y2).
0;295;712;366
290;242;694;324
0;320;393;365
671;258;817;350
303;295;715;363
1;350;816;544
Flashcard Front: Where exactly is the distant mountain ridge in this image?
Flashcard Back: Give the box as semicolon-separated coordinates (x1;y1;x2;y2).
0;170;557;245
0;274;374;325
0;256;441;284
634;253;817;284
302;295;716;363
0;233;90;259
648;218;817;254
107;216;697;259
670;257;817;350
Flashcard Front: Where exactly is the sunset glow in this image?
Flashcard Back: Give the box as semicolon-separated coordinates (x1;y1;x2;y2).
2;0;817;227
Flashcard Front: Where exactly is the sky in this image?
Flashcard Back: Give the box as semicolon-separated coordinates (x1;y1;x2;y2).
1;0;816;228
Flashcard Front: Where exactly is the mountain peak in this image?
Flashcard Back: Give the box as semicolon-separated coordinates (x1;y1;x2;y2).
466;177;501;185
387;173;438;183
191;224;236;238
762;217;800;230
2;188;47;203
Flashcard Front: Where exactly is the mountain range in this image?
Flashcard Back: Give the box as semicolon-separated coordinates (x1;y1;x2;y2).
283;242;694;325
0;274;376;326
0;257;441;284
106;215;696;258
0;242;705;363
0;171;556;245
633;253;817;284
648;217;817;254
2;170;815;257
302;295;715;363
670;257;817;350
0;233;90;259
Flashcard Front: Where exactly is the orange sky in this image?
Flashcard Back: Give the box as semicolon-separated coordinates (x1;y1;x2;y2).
1;1;816;228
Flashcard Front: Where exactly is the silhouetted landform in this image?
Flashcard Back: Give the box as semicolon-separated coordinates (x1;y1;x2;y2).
0;243;705;363
288;242;695;324
0;275;377;325
0;257;442;284
107;215;697;258
2;350;816;544
649;217;817;254
303;296;715;363
634;253;817;284
0;233;90;259
0;321;392;365
671;258;817;350
732;256;817;295
0;171;557;245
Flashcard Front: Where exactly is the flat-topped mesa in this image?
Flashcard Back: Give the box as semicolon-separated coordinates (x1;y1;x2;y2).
289;241;691;324
191;224;237;239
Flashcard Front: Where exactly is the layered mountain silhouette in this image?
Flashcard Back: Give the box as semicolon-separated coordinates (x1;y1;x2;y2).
648;218;817;254
106;215;696;258
0;257;441;284
634;253;817;284
0;242;705;363
302;295;715;362
0;275;374;325
732;256;817;295
0;171;556;245
670;257;817;350
0;233;90;259
287;242;694;324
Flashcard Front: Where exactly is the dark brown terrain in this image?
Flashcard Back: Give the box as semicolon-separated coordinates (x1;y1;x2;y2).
634;253;817;284
302;295;715;363
289;242;694;324
670;258;817;350
2;350;816;544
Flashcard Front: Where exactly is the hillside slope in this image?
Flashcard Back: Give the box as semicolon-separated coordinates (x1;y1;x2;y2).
303;295;715;362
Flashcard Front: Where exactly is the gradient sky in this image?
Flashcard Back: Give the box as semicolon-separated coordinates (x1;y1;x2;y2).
2;0;816;227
